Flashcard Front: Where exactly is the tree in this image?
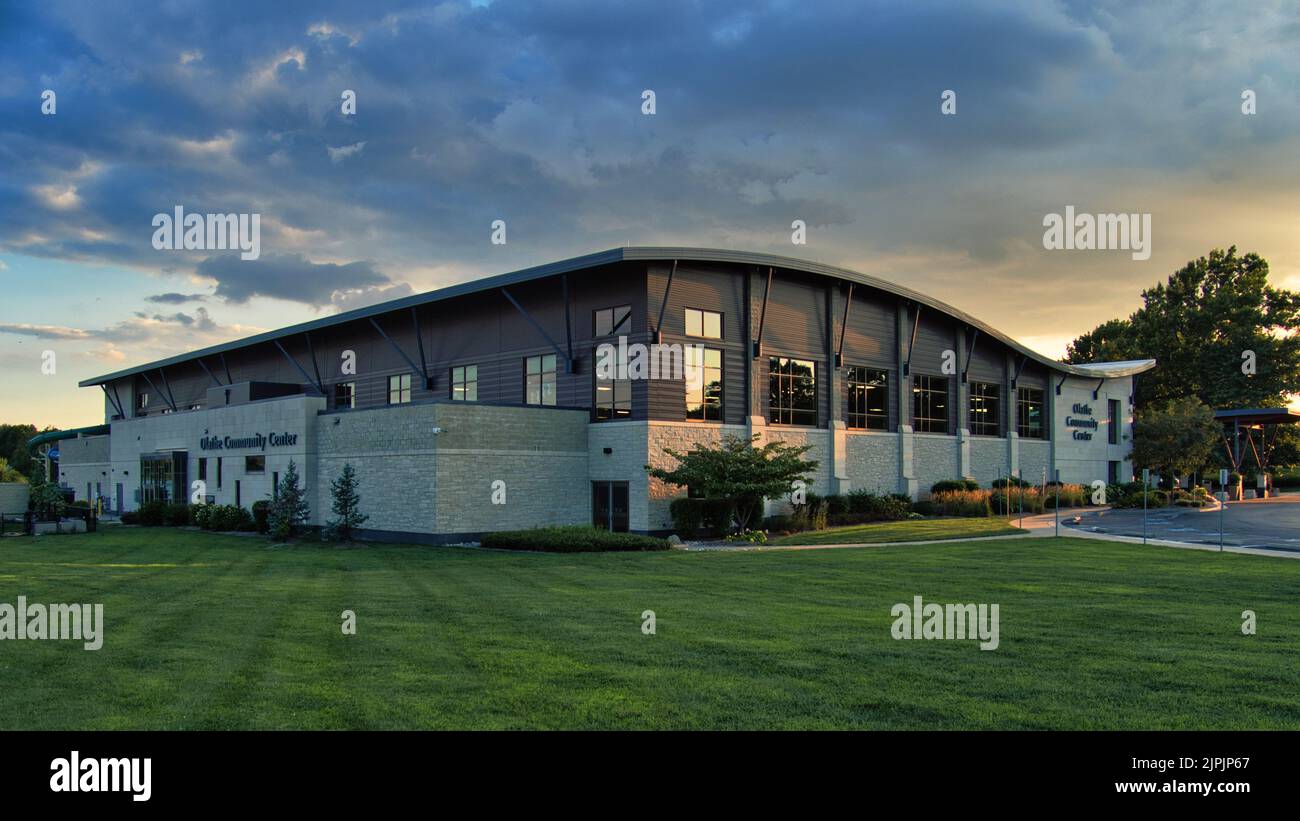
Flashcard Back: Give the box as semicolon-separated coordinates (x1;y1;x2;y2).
27;463;65;521
1130;397;1220;483
0;458;27;483
646;434;818;531
1065;247;1300;410
267;459;310;540
324;463;368;542
0;424;41;480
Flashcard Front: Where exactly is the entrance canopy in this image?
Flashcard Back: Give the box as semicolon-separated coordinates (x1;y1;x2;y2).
1214;408;1300;474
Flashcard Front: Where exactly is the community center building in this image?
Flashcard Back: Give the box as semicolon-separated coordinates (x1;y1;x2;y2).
54;248;1154;540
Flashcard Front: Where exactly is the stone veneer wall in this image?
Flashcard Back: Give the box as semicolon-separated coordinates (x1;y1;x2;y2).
635;422;755;532
844;432;901;495
913;434;961;493
1019;439;1052;486
314;402;589;538
968;437;1012;487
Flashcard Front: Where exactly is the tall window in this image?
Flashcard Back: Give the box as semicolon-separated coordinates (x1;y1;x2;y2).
594;305;631;337
387;374;411;405
1108;398;1120;445
968;381;1001;436
685;308;722;339
685;347;723;421
137;392;149;410
334;382;355;409
912;375;949;434
451;365;478;401
846;366;888;430
594;348;631;421
525;354;557;406
769;357;817;426
1017;387;1046;439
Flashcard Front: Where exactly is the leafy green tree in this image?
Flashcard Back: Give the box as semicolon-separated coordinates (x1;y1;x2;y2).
646;434;818;531
1131;397;1220;484
267;459;310;541
1065;247;1300;409
0;424;41;480
0;458;27;483
27;465;66;521
324;463;368;542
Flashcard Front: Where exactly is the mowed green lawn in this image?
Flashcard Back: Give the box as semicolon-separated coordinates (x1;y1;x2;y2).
1;527;1297;730
772;517;1025;545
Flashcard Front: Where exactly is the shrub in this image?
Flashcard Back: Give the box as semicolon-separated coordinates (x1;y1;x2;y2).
844;490;911;521
480;525;669;552
207;504;253;531
930;479;979;494
165;503;190;527
724;529;767;544
120;511;140;525
188;503;210;527
991;487;1044;515
928;489;992;517
1042;483;1087;508
252;500;271;534
763;513;797;532
137;500;168;526
911;500;935;516
991;476;1032;489
790;498;829;531
823;494;849;515
669;498;706;539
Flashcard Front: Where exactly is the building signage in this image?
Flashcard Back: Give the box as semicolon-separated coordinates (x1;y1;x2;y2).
1065;403;1098;441
199;431;299;452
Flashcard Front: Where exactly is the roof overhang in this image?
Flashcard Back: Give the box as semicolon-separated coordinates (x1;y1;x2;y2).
80;247;1157;386
1214;408;1300;426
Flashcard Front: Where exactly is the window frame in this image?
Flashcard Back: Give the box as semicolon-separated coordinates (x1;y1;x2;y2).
1016;386;1047;439
525;354;558;407
685;347;724;421
845;365;889;431
244;455;266;474
684;307;724;340
593;305;632;338
968;381;1002;437
912;374;950;434
334;381;356;410
450;364;479;402
387;373;412;405
768;356;818;427
593;347;631;421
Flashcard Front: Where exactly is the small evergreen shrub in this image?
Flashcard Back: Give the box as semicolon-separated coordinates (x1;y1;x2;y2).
481;525;669;552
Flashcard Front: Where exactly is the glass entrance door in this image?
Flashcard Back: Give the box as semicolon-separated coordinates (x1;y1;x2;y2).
592;481;630;532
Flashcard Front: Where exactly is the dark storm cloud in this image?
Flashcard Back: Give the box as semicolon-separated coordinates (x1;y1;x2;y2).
145;292;207;304
1;0;1297;322
197;253;388;306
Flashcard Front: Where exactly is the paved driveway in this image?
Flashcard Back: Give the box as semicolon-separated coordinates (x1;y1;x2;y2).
1064;495;1300;552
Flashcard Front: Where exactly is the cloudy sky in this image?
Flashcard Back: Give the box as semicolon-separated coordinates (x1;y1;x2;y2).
2;0;1299;428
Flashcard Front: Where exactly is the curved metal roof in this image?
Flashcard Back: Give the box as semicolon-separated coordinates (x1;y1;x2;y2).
81;247;1155;386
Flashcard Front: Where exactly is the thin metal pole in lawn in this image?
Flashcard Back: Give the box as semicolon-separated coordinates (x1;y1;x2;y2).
1054;468;1060;538
1018;469;1024;528
1219;468;1227;552
1141;467;1149;545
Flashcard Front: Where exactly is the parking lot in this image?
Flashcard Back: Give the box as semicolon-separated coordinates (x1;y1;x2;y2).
1064;495;1300;552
